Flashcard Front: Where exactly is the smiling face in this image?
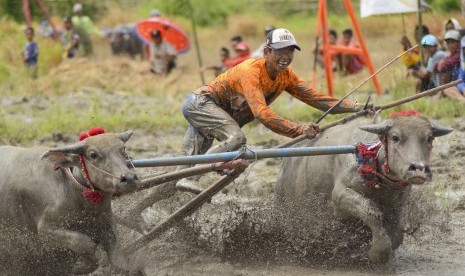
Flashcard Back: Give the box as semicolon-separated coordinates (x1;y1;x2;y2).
264;45;295;79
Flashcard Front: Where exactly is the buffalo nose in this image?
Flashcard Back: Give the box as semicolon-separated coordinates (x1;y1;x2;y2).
408;162;430;173
120;172;139;182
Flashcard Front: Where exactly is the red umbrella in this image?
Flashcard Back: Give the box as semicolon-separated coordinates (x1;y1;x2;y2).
136;17;190;54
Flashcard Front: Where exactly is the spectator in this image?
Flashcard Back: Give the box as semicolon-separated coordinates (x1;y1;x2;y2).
251;25;275;58
417;34;447;90
435;36;465;103
230;35;243;51
439;18;462;50
224;41;250;68
340;28;364;76
71;3;103;56
315;29;340;73
432;30;463;102
21;27;38;79
201;47;231;77
61;16;80;59
401;24;431;92
149;9;161;17
149;30;177;76
175;28;370;192
438;30;461;84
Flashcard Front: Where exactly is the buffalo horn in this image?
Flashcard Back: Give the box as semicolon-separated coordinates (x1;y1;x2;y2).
373;109;382;124
431;121;454;137
48;141;86;154
359;120;392;135
119;130;133;143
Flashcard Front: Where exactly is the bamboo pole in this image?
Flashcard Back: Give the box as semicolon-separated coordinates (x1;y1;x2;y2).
123;160;246;195
315;45;419;124
277;79;462;148
124;160;249;255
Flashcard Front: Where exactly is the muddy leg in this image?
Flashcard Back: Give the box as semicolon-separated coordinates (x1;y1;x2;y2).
37;214;98;274
332;186;392;263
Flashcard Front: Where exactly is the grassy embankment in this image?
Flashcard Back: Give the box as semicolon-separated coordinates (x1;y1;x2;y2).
0;5;463;145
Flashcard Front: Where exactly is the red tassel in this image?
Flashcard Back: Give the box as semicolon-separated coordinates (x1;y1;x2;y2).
79;132;89;141
359;164;374;176
82;190;104;204
88;127;105;136
389;110;421;118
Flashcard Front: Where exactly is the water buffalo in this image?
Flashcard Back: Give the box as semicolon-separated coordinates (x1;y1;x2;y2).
0;129;144;275
275;111;453;264
110;24;145;60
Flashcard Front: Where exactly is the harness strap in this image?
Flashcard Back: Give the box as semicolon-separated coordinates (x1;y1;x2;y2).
355;142;409;189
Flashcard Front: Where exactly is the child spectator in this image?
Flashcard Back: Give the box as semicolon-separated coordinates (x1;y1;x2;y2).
315;29;340;73
61;16;80;59
22;27;38;79
401;24;431;92
340;28;364;76
202;47;231;77
418;34;447;89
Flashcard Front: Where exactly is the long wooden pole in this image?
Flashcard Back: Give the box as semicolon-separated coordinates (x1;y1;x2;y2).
277;79;462;148
123;160;245;195
315;45;419;124
124;160;249;255
186;0;205;85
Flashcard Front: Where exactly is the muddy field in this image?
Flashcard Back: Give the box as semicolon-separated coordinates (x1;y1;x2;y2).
2;94;465;275
112;119;465;276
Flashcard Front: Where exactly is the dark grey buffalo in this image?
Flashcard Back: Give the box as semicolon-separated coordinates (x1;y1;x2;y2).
276;111;453;264
0;130;144;275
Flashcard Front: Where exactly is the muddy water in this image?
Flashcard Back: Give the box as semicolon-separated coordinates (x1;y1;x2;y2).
109;120;465;276
2;95;464;275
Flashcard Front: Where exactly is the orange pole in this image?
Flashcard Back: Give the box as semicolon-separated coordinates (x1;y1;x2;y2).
321;0;335;96
328;45;364;55
343;0;382;95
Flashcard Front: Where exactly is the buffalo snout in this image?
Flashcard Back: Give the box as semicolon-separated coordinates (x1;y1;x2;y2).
117;171;140;193
406;161;431;184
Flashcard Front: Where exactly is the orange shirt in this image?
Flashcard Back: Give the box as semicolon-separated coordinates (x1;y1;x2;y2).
195;58;357;138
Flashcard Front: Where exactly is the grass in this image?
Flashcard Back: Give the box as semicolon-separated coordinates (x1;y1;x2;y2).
0;6;463;144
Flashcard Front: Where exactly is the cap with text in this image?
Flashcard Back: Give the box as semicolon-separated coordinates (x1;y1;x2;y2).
266;28;301;51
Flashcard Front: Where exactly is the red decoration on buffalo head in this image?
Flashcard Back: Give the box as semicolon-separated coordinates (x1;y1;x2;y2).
389;110;421;118
79;127;105;141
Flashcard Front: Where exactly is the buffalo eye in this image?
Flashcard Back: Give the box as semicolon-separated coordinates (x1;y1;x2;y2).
391;135;400;143
427;136;434;144
89;151;98;159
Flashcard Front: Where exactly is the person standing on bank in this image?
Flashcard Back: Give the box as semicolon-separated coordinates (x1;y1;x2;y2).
149;30;177;76
176;28;370;192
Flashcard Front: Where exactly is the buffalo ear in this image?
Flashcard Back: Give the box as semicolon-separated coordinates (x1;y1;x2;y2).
359;120;392;135
41;151;81;168
431;121;453;137
119;130;133;143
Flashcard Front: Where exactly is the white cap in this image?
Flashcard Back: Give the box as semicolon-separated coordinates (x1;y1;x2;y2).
73;3;83;13
266;28;301;51
444;30;461;41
